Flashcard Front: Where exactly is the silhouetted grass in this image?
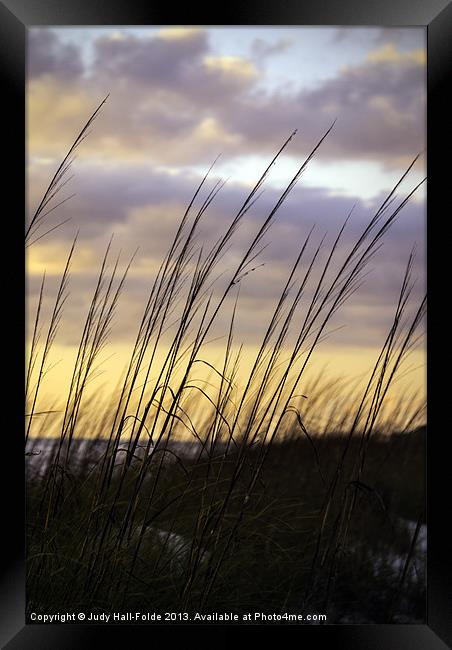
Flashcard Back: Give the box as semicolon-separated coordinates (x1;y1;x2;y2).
26;99;426;623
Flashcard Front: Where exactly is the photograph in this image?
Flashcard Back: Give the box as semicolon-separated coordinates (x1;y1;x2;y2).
24;24;429;627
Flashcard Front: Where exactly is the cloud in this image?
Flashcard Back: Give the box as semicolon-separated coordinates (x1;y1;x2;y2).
330;26;424;50
27;28;84;80
220;49;425;166
25;27;426;403
90;29;256;107
26;158;425;352
27;28;425;169
251;36;295;59
204;55;257;80
91;28;208;87
366;43;426;65
374;27;425;48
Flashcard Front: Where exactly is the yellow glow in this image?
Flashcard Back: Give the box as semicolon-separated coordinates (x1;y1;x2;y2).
27;341;425;411
204;55;257;79
27;243;99;276
109;31;126;41
194;117;242;146
158;27;203;41
27;80;94;155
25;29;426;440
366;44;426;65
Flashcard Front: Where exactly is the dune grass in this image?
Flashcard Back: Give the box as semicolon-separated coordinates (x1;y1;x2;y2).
26;100;426;623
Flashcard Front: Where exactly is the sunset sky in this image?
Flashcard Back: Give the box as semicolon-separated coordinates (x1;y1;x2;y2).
26;26;426;410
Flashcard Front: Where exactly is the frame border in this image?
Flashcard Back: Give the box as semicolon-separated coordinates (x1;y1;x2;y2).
2;1;451;646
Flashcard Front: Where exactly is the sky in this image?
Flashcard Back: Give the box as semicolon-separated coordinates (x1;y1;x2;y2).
26;26;426;417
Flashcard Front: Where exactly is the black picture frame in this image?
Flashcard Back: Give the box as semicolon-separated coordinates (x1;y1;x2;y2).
1;1;450;647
